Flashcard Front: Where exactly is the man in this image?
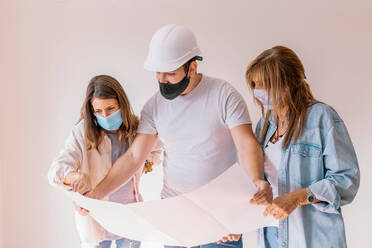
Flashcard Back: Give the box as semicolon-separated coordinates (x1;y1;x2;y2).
86;24;272;248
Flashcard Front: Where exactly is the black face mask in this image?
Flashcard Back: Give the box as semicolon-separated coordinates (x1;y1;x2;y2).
159;71;190;100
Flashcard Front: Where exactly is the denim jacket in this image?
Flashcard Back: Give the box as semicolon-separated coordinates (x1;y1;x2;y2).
255;103;360;248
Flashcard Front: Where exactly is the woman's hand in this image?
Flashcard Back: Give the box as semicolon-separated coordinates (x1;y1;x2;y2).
64;172;92;195
264;189;306;220
216;234;241;244
73;189;99;216
73;202;90;216
250;180;273;205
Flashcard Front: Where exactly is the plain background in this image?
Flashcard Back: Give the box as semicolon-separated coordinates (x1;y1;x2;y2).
1;0;372;247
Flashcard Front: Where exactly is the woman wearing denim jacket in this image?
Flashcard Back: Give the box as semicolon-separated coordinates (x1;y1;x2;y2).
245;46;359;248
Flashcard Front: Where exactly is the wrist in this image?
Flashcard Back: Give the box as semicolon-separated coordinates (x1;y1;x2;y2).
64;171;80;185
89;187;102;200
252;179;267;185
293;188;308;206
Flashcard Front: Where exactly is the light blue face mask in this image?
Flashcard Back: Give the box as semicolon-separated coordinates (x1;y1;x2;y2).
253;89;272;111
95;109;123;131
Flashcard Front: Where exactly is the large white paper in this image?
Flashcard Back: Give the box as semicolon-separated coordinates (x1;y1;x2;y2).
66;163;277;247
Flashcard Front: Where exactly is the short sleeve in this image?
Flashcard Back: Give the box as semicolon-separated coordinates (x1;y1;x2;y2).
221;83;252;129
137;98;157;134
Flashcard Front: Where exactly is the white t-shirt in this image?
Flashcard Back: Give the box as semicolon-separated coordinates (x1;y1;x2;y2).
137;74;252;198
263;137;283;198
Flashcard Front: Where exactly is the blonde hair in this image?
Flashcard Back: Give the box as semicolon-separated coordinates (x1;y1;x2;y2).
246;46;317;147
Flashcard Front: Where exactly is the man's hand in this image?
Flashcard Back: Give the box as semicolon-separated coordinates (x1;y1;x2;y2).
73;189;101;216
250;180;273;205
216;234;241;244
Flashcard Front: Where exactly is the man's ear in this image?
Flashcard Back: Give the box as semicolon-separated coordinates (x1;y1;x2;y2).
188;61;198;77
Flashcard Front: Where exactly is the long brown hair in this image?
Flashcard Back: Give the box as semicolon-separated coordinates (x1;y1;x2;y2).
246;46;317;147
79;75;139;151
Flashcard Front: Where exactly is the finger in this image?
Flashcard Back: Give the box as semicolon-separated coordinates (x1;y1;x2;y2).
270;207;279;215
254;197;269;205
227;235;233;241
83;190;91;197
81;188;90;195
79;207;90;216
255;194;273;205
232;234;241;241
253;190;272;202
72;183;78;192
77;182;84;193
74;181;81;192
221;236;228;243
79;183;90;195
251;194;267;205
269;207;279;217
278;213;287;220
263;206;271;216
253;190;265;199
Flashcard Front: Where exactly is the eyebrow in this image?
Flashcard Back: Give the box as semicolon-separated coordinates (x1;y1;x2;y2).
94;105;116;111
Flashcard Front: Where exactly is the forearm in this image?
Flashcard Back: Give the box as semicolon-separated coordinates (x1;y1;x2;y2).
231;124;265;183
92;150;143;200
238;138;264;183
91;133;158;200
290;188;320;206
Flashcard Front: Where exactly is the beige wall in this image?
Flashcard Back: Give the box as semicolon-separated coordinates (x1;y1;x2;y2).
1;0;372;247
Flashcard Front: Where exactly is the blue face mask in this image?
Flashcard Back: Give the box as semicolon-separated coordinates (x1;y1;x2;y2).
95;109;123;131
253;89;272;111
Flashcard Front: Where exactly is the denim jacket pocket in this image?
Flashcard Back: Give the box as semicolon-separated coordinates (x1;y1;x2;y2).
291;143;321;158
289;143;323;187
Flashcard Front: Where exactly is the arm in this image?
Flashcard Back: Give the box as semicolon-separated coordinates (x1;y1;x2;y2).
48;125;83;191
87;133;158;200
307;120;360;213
230;124;272;205
217;125;266;244
230;124;264;182
143;139;164;173
264;119;359;220
264;188;320;220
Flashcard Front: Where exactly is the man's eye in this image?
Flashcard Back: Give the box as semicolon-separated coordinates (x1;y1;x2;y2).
94;110;101;113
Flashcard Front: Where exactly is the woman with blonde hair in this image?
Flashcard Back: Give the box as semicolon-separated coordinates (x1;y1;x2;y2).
246;46;359;248
48;75;162;248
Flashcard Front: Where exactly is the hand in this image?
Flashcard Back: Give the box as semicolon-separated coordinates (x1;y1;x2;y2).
73;202;90;216
84;188;101;200
250;180;273;205
216;234;241;244
264;190;304;220
72;189;98;216
65;172;92;195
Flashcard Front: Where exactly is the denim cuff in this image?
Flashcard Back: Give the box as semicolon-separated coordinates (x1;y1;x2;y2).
308;179;341;214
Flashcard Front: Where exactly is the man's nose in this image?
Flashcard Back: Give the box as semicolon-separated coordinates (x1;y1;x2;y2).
158;73;168;83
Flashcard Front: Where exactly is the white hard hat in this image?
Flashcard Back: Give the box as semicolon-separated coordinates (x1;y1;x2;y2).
144;24;202;72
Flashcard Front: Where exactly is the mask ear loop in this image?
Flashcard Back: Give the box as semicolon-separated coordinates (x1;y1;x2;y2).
184;61;191;79
184;56;203;79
